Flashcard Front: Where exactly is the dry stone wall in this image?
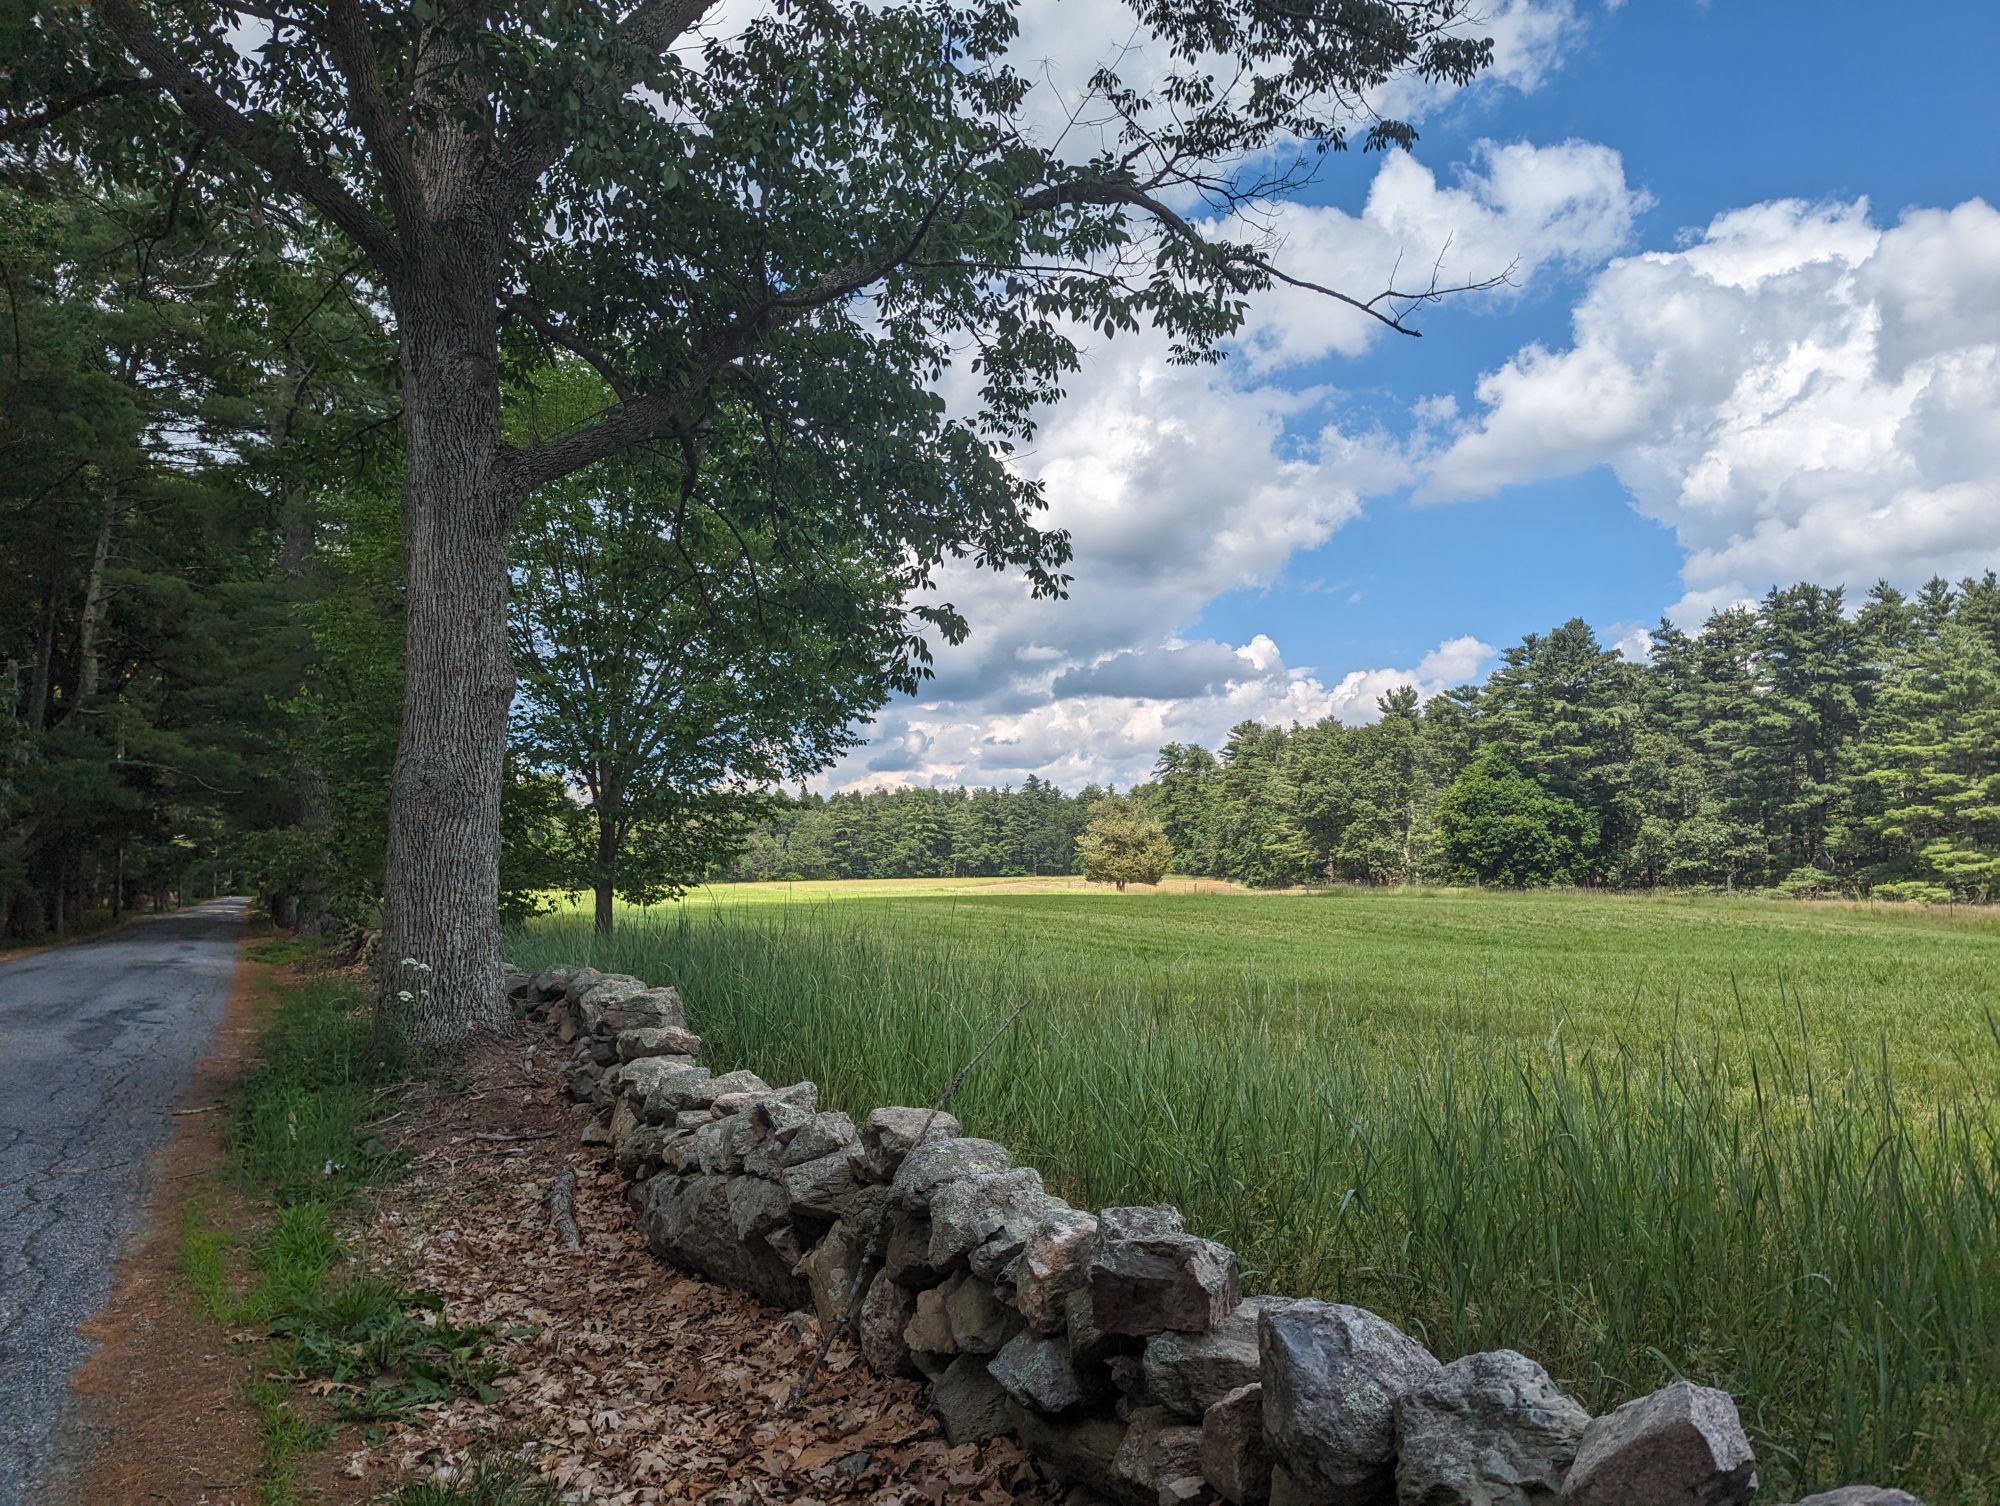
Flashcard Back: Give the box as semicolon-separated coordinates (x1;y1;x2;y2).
512;961;1923;1506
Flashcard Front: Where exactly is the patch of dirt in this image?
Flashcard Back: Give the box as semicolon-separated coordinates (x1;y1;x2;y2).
343;1039;1064;1505
44;931;277;1506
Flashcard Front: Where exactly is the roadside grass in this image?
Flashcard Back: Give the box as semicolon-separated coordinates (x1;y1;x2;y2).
180;947;505;1503
511;887;2000;1504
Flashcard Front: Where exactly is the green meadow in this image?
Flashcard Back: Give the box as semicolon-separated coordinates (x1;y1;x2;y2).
510;883;2000;1501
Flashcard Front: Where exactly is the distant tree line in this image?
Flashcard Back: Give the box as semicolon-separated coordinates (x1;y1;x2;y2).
722;578;2000;902
724;776;1103;882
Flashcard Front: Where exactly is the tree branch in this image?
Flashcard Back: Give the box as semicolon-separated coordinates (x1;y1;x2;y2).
0;76;157;144
503;295;634;400
96;0;404;277
487;0;719;212
321;0;425;236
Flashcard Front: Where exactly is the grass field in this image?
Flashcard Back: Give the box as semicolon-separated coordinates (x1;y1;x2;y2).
510;882;2000;1501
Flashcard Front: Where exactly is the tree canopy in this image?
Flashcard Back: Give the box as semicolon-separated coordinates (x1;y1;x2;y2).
7;0;1511;1039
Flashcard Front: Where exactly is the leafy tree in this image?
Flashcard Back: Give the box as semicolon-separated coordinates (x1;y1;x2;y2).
507;369;915;931
1435;748;1592;887
1847;612;2000;902
25;0;1504;1040
1076;796;1171;891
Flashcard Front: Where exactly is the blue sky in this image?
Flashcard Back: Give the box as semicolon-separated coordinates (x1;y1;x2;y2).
822;0;2000;791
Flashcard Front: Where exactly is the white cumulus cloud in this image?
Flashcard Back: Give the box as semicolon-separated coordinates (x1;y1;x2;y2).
1416;196;2000;620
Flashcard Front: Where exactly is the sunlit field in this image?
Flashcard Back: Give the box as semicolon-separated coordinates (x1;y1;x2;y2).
511;883;2000;1501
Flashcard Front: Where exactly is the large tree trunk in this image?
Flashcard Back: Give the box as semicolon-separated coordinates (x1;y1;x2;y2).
377;260;516;1049
594;779;620;936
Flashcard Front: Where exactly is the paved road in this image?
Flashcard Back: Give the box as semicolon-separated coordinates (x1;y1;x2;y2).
0;898;246;1506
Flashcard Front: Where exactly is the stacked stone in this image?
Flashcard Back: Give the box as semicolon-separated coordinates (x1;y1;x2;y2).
514;963;1921;1506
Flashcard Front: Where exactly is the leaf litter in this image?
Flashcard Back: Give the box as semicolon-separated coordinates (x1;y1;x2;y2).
343;1037;1062;1505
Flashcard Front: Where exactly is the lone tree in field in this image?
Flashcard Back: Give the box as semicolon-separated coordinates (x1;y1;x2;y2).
17;0;1504;1042
1077;797;1172;891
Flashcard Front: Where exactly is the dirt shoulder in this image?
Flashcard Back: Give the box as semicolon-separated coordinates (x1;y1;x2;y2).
40;931;276;1506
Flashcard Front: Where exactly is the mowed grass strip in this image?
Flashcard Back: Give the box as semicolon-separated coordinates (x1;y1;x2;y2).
512;887;2000;1504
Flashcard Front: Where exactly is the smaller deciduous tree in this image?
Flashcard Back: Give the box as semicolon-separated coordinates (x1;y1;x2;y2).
1435;749;1593;888
1076;797;1172;892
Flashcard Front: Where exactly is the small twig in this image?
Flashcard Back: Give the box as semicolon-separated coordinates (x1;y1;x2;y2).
549;1165;582;1251
783;994;1033;1412
171;1104;220;1115
469;1130;556;1143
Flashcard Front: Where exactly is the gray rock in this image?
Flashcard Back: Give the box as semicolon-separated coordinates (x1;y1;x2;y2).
726;1174;794;1241
615;1121;676;1179
714;1079;816;1117
1110;1352;1153;1409
893;1136;1013;1212
1259;1301;1441;1504
616;1025;703;1061
1066;1285;1121;1367
587;1035;620;1066
834;1178;897;1232
1787;1490;1922;1506
1118;1407;1205;1497
946;1270;1024;1354
914;1347;954;1381
929;1168;1049;1270
558;966;606;1004
1267;1465;1311;1506
858;1270;921;1378
1202;1384;1272;1506
614;985;686;1030
782;1110;857;1168
781;1145;861;1215
991;1330;1105;1414
533;962;588;1000
1145;1298;1297;1420
970;1190;1068;1284
1561;1381;1755;1506
693;1112;761;1174
637;1061;714;1119
883;1211;944;1288
575;973;649;1031
906;1283;957;1355
861;1106;964;1181
1394;1349;1588;1506
641;1173;808;1309
934;1353;1014;1444
702;1068;772;1102
739;1102;834;1177
1017;1208;1101;1333
657;1127;703;1174
800;1220;864;1333
502;963;532;999
1092;1207;1241;1336
1008;1402;1138;1504
581;1113;614;1147
608;1097;640;1151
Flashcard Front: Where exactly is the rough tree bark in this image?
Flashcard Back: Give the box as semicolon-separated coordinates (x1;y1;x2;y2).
375;252;517;1046
593;774;621;937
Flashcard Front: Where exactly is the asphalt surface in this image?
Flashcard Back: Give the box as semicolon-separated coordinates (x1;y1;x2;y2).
0;898;246;1506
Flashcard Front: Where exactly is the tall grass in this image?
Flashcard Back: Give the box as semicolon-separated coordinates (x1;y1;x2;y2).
511;898;2000;1503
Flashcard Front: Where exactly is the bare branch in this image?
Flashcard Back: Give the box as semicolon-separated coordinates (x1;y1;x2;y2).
96;0;404;277
503;295;634;400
